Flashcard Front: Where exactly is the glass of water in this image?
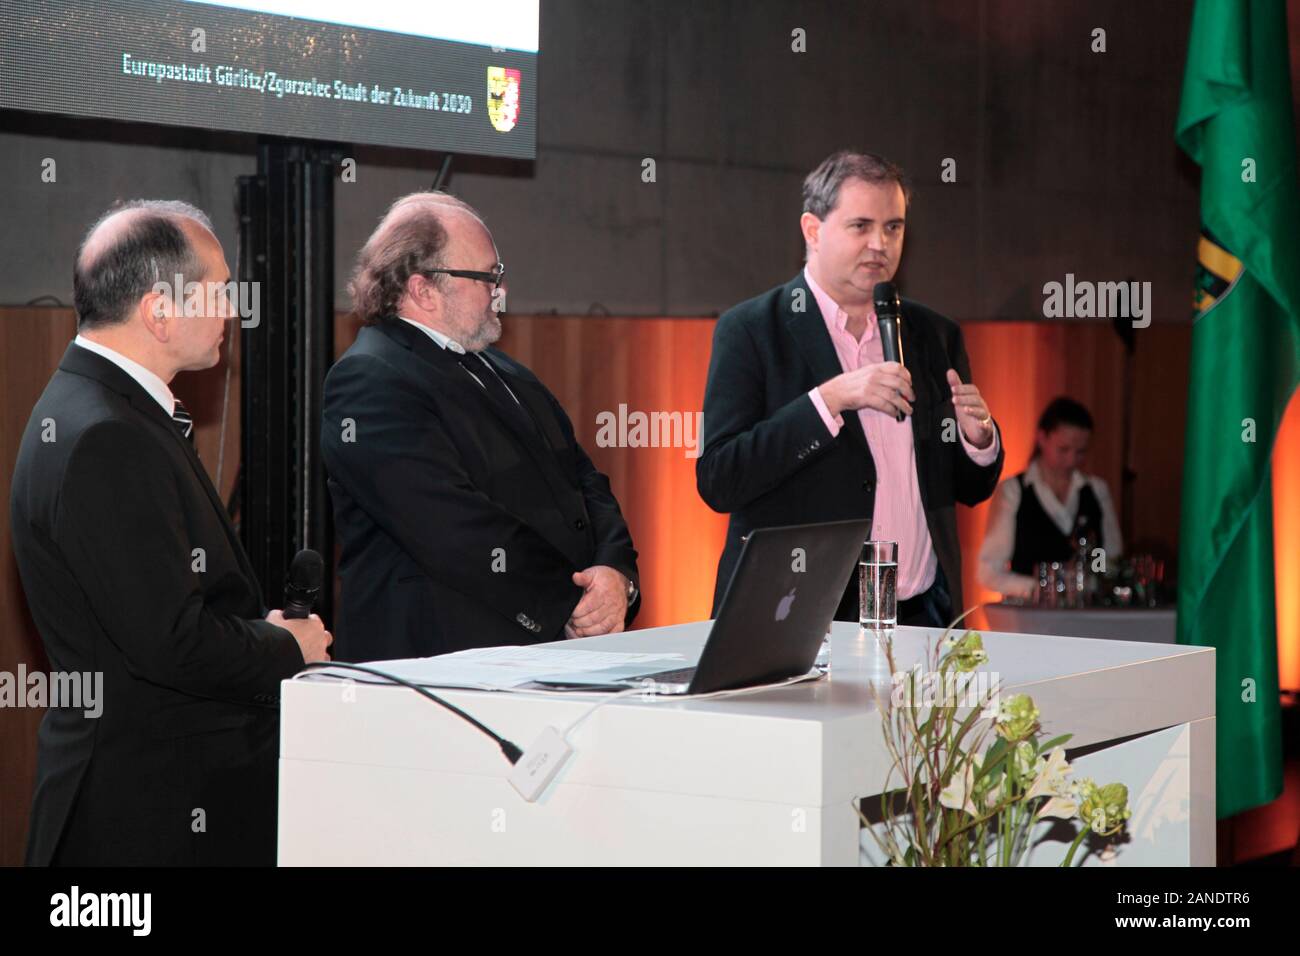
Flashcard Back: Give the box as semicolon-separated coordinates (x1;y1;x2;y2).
860;541;899;630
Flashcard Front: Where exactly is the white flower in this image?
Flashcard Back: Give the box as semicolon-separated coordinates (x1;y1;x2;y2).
1026;747;1072;800
1038;795;1079;820
939;763;979;817
1027;747;1078;819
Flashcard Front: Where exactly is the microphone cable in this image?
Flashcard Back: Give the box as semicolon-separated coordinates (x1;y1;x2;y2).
295;661;524;765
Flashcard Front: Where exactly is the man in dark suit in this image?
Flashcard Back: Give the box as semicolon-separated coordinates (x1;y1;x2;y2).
10;200;332;866
697;152;1004;626
322;193;640;662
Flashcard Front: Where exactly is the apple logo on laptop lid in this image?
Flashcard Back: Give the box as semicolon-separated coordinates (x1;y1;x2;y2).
774;587;796;621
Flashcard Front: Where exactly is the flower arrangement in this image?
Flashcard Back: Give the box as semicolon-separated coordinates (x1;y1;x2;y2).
860;624;1131;867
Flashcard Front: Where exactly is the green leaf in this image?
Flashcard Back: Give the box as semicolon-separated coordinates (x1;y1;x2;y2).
978;738;1009;785
1038;734;1074;754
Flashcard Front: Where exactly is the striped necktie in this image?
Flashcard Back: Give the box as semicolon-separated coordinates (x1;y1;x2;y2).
171;398;194;444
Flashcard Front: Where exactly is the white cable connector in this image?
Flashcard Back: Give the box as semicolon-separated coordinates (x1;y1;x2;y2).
508;725;573;802
509;688;646;802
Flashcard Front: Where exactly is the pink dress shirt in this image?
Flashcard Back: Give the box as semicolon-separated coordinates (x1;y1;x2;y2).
802;268;999;599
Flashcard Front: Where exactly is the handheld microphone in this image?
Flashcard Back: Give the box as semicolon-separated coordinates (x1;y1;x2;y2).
283;549;323;620
873;281;905;422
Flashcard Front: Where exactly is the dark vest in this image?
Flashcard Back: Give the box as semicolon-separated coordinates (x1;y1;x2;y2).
1010;471;1104;575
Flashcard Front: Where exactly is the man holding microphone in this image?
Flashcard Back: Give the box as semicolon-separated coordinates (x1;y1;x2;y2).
697;151;1004;626
10;200;331;865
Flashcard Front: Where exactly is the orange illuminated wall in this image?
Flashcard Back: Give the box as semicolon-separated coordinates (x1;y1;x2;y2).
1275;388;1300;691
497;315;728;628
954;321;1191;629
504;315;1200;634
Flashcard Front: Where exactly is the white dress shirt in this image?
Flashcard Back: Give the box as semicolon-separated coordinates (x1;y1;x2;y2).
398;316;466;354
397;316;522;404
978;459;1123;599
73;334;175;416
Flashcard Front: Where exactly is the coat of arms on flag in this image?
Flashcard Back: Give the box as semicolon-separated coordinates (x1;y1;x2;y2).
1193;228;1242;318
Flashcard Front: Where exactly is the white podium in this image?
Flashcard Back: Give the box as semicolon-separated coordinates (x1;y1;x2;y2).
277;622;1215;866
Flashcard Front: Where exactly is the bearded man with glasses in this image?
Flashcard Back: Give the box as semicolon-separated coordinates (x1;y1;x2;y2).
322;192;640;661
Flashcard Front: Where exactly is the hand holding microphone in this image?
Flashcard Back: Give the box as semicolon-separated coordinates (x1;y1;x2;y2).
815;281;913;420
818;362;913;419
873;282;906;422
268;549;333;663
282;549;322;619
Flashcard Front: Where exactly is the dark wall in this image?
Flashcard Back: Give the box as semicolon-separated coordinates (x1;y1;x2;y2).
0;0;1216;321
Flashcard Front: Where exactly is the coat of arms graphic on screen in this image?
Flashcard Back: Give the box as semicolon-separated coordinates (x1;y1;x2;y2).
487;67;522;132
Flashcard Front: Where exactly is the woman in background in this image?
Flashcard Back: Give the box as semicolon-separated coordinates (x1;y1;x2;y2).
978;397;1122;600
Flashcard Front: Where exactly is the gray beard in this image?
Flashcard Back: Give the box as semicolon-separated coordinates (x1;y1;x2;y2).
465;313;502;352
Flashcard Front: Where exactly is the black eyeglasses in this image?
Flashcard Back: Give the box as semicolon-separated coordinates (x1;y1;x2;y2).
424;261;506;290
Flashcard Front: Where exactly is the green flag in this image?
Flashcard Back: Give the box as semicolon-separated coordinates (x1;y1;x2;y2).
1175;0;1300;819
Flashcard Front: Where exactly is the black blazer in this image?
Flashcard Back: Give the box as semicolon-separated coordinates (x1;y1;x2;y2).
9;344;304;866
321;319;640;662
696;273;1004;620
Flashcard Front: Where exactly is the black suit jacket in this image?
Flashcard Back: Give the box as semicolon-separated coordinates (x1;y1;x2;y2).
9;344;304;866
696;273;1004;621
321;319;639;662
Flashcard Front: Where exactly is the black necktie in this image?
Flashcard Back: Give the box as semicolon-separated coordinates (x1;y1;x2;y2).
171;398;195;444
459;355;539;438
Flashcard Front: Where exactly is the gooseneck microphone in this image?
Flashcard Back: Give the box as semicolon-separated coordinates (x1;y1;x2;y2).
283;549;324;619
873;281;906;422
